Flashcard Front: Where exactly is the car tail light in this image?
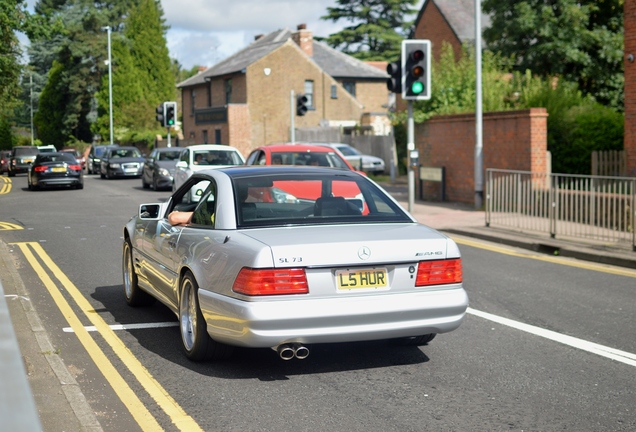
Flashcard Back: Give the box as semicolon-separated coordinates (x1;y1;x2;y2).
68;164;82;171
233;268;309;296
415;259;462;286
34;166;48;172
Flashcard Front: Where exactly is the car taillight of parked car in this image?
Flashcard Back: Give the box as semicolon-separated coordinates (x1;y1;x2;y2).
232;267;309;295
415;258;463;286
33;166;48;172
68;164;82;171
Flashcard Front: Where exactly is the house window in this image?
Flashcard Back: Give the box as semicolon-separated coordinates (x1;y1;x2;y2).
331;84;337;99
207;81;212;106
343;81;356;97
215;129;221;144
304;80;314;108
190;89;196;114
202;130;208;144
225;79;232;104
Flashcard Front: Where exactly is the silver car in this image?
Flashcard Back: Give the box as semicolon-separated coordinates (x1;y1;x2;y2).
315;143;386;175
123;166;468;362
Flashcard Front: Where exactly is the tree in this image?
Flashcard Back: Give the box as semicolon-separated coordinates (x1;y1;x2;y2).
320;0;419;61
33;61;66;146
482;0;624;110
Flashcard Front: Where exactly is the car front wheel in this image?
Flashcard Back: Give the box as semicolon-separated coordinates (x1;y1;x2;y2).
179;271;233;361
123;240;155;307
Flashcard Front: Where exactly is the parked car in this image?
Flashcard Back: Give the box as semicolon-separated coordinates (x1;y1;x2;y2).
245;143;356;171
313;143;386;175
61;148;86;171
27;152;83;190
100;146;145;179
172;144;245;191
37;145;57;153
142;147;182;190
0;150;11;174
87;144;118;174
8;146;39;177
122;166;468;362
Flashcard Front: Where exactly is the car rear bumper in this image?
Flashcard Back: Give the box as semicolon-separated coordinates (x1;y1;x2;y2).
33;177;82;187
199;287;468;348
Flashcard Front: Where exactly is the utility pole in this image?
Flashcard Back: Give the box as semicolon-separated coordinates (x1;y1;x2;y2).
102;26;114;145
30;73;34;146
474;0;484;209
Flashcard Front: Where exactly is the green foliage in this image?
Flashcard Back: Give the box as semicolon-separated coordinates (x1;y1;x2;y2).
482;0;624;110
552;104;624;174
320;0;419;61
33;61;66;146
0;116;13;150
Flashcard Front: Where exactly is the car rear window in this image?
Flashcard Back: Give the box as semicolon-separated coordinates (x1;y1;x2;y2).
14;147;39;156
232;173;410;228
37;153;76;163
271;151;350;169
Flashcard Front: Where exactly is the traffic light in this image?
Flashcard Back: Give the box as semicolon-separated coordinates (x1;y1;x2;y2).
386;61;402;94
296;94;308;116
164;101;177;127
402;39;431;100
156;104;165;126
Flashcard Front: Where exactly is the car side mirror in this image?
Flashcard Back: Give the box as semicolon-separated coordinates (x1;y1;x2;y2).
176;161;188;169
139;203;162;219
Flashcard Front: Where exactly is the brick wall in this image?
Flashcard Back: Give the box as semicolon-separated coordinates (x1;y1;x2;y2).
412;0;462;63
625;0;636;176
417;108;548;203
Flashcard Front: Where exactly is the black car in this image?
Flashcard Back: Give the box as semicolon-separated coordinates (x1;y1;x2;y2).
87;144;118;174
141;147;182;190
100;146;145;179
8;146;39;177
0;150;11;174
27;152;83;190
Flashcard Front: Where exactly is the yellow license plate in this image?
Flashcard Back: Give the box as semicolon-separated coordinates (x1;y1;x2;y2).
25;158;34;163
336;268;388;290
52;167;66;172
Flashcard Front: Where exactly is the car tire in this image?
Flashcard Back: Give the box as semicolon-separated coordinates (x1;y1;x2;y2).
100;170;105;179
123;240;156;307
179;271;233;361
142;176;150;189
76;183;84;190
8;170;14;177
152;176;160;191
391;333;436;346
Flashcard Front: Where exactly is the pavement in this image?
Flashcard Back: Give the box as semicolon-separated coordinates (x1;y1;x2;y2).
3;178;636;431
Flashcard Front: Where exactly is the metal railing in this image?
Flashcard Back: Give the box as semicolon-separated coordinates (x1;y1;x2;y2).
486;169;636;251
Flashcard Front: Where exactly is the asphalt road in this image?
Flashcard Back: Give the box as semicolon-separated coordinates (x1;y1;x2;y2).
1;172;635;431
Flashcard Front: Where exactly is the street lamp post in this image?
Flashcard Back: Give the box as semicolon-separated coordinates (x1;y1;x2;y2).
102;26;114;145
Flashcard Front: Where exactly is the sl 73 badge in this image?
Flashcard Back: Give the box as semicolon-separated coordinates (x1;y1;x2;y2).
278;256;303;263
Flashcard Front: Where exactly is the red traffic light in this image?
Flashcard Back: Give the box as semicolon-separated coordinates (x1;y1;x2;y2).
410;49;424;62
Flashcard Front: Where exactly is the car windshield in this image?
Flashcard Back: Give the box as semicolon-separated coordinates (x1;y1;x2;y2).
335;145;361;156
192;150;242;165
110;148;141;158
270;151;350;169
14;147;39;156
232;173;410;228
159;150;182;161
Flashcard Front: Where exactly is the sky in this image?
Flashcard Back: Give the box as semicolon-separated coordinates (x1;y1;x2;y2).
22;0;424;70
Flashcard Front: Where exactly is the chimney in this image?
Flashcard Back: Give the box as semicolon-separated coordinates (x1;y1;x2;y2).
198;66;207;73
292;23;313;57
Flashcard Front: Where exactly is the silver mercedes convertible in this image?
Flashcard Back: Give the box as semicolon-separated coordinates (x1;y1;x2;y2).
122;166;468;361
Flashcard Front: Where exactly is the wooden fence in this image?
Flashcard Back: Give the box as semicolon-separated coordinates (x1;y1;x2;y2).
591;150;626;177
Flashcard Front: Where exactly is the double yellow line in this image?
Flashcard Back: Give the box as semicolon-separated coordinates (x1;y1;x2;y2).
0;176;11;194
12;241;203;432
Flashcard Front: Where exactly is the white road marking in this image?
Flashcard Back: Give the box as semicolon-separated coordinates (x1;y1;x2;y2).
468;307;636;367
63;322;178;333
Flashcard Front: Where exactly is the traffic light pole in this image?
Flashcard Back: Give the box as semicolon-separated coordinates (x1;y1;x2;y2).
407;100;415;213
167;128;171;148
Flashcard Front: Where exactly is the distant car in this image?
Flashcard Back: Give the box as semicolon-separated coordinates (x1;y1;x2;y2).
313;143;386;175
37;145;57;153
87;144;118;174
100;146;145;179
122;166;468;362
8;146;39;177
142;147;182;191
245;143;357;170
172;144;245;191
27;152;83;190
61;148;86;171
0;150;11;174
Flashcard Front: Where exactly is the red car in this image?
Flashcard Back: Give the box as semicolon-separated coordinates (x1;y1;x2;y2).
61;148;86;170
245;144;366;204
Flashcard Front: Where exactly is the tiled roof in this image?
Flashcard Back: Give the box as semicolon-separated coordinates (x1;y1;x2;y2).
177;28;388;88
415;0;491;43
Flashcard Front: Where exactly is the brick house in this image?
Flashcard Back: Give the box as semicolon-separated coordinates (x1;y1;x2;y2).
176;24;390;157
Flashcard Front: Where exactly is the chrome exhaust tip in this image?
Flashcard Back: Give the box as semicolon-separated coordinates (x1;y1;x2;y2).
292;343;309;360
274;344;295;361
